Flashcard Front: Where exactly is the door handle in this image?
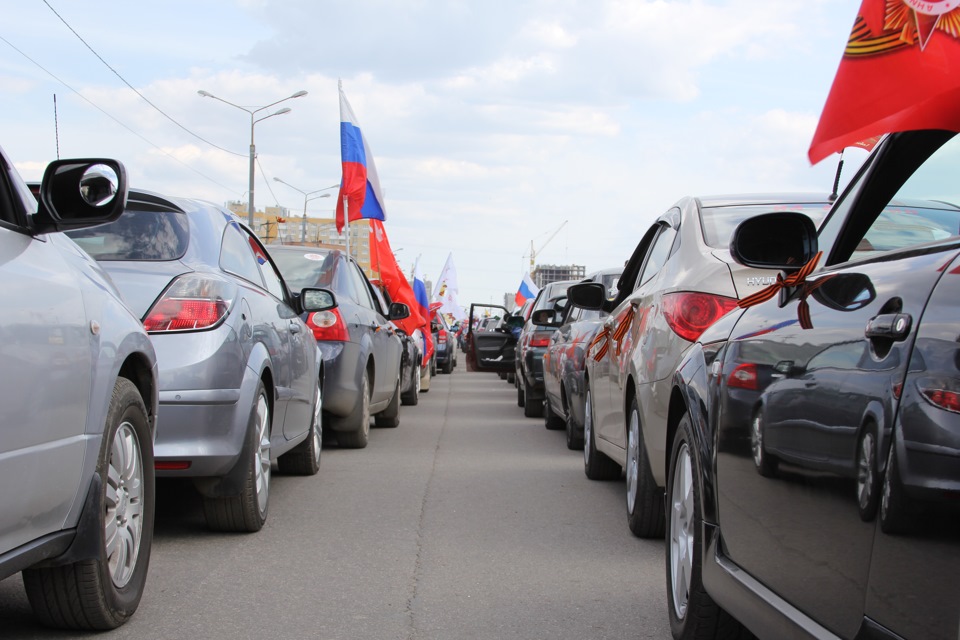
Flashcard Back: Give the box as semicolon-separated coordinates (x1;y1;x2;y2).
865;313;912;341
288;321;302;334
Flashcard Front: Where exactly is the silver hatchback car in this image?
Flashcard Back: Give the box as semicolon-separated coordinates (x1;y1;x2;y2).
1;149;158;629
67;189;330;533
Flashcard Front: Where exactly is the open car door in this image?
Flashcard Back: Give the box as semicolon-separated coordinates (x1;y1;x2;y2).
465;304;520;372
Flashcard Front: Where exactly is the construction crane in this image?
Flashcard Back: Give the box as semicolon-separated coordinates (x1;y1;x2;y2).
529;220;568;270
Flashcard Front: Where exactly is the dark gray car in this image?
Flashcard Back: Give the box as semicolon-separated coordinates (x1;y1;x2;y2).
266;245;407;448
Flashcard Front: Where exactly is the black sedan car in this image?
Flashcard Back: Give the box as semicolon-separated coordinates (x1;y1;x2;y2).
541;268;622;449
267;246;408;449
515;280;576;418
666;129;960;640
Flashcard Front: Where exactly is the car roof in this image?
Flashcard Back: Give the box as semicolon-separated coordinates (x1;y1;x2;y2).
694;193;834;208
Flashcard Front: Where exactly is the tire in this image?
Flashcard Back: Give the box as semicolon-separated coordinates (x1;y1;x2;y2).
278;381;322;476
442;356;453;374
544;396;564;430
856;427;881;521
507;372;515;385
750;407;777;477
666;411;748;640
375;377;401;428
203;380;271;532
584;388;621;480
335;370;371;448
517;374;525;407
430;354;437;377
401;364;420;406
565;391;584;450
880;440;912;534
626;397;665;538
24;378;155;630
524;392;544;418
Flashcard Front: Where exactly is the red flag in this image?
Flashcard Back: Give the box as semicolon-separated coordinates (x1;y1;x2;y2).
368;220;434;365
809;0;960;165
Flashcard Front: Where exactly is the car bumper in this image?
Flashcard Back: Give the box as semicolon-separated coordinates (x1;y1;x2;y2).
318;340;364;418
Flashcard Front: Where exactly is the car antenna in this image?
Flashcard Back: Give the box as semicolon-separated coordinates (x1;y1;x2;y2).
829;149;844;202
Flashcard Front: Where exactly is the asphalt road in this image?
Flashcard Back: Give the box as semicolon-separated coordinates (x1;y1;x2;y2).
0;364;671;640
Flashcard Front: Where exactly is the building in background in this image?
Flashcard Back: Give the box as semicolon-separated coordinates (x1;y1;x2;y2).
228;201;371;274
532;263;585;288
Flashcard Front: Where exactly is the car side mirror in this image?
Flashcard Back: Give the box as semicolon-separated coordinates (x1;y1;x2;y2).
300;287;337;312
566;282;605;310
389;302;410;321
730;212;819;271
32;159;128;234
531;308;561;326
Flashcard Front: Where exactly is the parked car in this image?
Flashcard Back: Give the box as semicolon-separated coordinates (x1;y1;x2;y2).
3;151;158;629
540;268;622;449
515;280;577;418
67;192;327;533
265;245;407;448
432;309;458;374
566;193;833;538
371;280;423;406
667;129;960;640
464;303;525;374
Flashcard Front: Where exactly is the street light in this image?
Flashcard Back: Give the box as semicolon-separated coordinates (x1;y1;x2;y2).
273;178;340;243
197;89;308;227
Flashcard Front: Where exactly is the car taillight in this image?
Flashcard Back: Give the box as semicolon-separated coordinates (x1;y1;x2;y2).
727;363;758;390
662;292;738;343
530;331;552;348
143;274;235;332
917;377;960;414
438;329;448;344
307;308;349;342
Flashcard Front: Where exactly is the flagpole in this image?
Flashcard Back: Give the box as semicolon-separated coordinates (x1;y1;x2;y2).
343;195;351;259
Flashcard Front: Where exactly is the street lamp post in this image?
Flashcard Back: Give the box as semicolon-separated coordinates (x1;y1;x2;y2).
273;178;339;243
197;89;308;227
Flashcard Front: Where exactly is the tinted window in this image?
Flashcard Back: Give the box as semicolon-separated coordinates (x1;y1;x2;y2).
250;238;286;300
269;248;337;290
700;203;831;249
348;262;375;309
67;208;189;260
637;224;677;288
220;223;264;286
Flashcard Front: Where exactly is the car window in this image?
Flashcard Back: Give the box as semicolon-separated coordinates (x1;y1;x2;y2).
825;130;960;264
700;203;831;249
348;262;375;309
636;223;677;288
67;208;189;260
220;222;265;286
247;234;286;300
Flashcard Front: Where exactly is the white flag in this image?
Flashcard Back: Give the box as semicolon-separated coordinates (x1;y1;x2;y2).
432;252;466;322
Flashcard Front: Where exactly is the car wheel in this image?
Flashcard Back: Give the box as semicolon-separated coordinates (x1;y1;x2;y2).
880;441;912;534
277;380;322;476
626;397;665;538
442;356;453;374
336;370;371;448
203;380;271;532
856;427;881;521
584;388;620;480
401;364;421;405
544;396;564;430
420;363;432;393
750;407;777;477
23;378;154;631
666;411;746;639
524;392;544;418
430;355;437;377
507;372;515;385
375;377;401;428
517;375;525;407
565;393;584;450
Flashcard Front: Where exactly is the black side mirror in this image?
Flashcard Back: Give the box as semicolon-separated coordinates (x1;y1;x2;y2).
730;212;819;271
33;159;128;234
567;282;605;310
389;302;410;321
531;308;560;326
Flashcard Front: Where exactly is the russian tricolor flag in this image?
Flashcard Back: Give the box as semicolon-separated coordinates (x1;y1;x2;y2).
336;80;386;233
413;260;434;366
515;272;540;307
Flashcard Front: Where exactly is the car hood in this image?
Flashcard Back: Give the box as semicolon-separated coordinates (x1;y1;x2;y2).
96;260;193;320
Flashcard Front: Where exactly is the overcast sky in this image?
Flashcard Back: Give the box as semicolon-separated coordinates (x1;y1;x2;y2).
1;0;869;306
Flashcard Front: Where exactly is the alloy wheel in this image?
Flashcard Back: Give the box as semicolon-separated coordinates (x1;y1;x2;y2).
105;420;145;589
583;390;593;467
253;393;271;516
857;431;875;511
669;442;694;621
626;408;640;514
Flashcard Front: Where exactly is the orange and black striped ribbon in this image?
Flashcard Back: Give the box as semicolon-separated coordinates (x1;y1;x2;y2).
737;252;823;310
590;310;635;362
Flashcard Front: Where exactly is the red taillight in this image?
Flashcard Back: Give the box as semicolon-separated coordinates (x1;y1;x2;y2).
920;386;960;413
662;292;738;343
438;329;448;344
530;331;552;348
727;363;758;390
155;461;191;471
143;274;234;332
308;307;349;342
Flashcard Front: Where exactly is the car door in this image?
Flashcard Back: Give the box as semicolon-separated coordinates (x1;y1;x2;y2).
545;305;578;410
466;304;516;372
348;260;399;405
0;172;91;552
716;130;960;639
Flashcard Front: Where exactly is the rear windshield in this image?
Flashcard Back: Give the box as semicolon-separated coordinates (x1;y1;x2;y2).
66;209;189;260
268;249;337;290
700;203;832;249
533;282;571;311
